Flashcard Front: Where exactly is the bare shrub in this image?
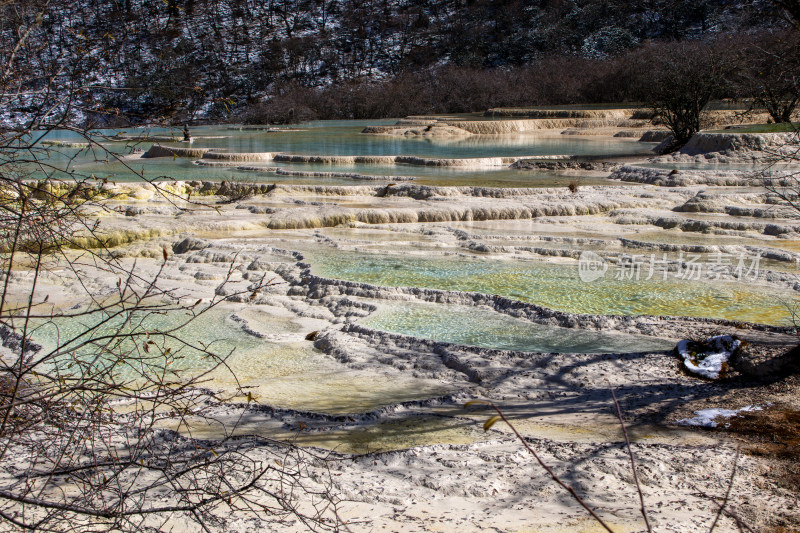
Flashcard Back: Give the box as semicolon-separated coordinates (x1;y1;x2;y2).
0;2;342;531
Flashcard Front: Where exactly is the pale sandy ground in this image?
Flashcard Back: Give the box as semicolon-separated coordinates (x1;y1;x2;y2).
4;137;800;532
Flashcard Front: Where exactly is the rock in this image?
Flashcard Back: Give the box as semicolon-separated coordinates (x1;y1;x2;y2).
653;135;677;154
638;130;672;143
679;132;796;156
732;343;800;379
123;206;145;216
142;145;210;158
172;237;209;254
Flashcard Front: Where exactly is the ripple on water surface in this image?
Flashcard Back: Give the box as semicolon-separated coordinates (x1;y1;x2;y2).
31;121;650;186
361;301;674;353
28;305;448;415
309;251;799;325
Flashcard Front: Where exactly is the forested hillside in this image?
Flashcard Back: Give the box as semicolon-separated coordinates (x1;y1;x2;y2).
0;0;791;124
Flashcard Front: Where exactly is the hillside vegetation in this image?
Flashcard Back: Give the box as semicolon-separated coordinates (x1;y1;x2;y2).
0;0;795;124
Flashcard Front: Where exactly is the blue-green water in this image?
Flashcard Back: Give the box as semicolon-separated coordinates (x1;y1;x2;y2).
309;251;799;325
25;304;450;413
47;121;653;158
31;120;653;186
361;302;674;352
28;305;260;379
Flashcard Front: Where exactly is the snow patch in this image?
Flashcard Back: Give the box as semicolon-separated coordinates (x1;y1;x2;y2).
677;405;763;428
676;335;740;379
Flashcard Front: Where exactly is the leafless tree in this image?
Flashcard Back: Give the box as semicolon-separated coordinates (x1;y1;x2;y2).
737;30;800;123
758;6;800;218
759;129;800;219
631;39;739;152
0;1;343;531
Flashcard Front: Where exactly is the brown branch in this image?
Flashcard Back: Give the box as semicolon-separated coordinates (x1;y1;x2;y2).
609;387;653;533
466;400;615;533
708;446;740;533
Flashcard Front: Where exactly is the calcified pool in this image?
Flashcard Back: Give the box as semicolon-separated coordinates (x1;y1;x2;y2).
11;111;800;531
27;305;254;376
360;301;674;353
45;120;655;158
308;251;799;325
32;120;654;186
16;116;800;457
27;303;450;415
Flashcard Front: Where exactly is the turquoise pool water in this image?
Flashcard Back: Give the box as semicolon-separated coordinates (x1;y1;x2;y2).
30;120;653;185
26;304;449;414
361;301;674;352
46;121;654;158
308;251;799;325
28;305;259;377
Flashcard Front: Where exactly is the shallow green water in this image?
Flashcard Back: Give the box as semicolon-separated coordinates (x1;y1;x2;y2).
32;120;652;186
54;121;653;158
27;304;448;414
309;251;799;325
28;306;261;377
361;301;674;352
52;156;616;187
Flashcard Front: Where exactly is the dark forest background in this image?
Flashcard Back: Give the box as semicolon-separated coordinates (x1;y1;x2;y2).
2;0;798;124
